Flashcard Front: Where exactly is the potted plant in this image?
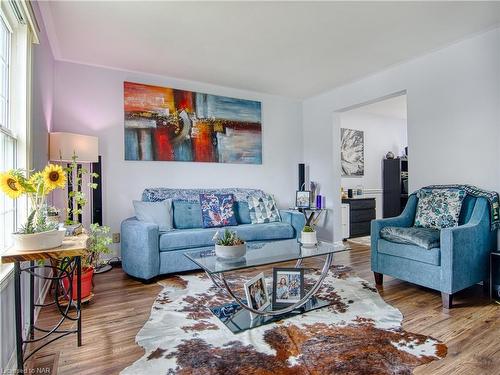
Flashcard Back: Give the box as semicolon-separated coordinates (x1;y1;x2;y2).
213;229;246;259
0;165;67;251
62;223;112;300
301;225;317;246
62;154;98;234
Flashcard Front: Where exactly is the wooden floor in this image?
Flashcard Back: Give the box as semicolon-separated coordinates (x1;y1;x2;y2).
31;241;500;375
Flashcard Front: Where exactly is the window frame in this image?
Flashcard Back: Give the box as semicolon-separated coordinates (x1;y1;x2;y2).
0;0;37;265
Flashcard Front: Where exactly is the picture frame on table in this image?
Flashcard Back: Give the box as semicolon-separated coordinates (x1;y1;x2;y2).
296;190;311;209
272;267;305;309
244;272;270;319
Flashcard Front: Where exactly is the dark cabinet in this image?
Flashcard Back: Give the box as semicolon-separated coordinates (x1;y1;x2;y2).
342;198;376;238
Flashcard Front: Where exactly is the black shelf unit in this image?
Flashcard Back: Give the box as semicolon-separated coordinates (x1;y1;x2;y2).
383;158;409;218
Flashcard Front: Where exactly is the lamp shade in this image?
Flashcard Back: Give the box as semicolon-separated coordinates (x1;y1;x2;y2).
49;132;98;163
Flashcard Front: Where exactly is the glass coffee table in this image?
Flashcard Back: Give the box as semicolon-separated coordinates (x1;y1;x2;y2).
185;239;350;333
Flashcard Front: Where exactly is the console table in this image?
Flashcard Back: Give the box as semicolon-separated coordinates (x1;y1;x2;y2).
1;235;88;370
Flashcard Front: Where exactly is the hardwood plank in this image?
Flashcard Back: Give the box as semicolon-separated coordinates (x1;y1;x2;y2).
29;242;499;374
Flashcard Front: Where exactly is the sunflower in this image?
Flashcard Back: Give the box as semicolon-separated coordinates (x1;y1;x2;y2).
0;171;24;199
43;164;67;191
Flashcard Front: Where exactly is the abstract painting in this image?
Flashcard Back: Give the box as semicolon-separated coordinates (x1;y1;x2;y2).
341;128;364;176
124;82;262;164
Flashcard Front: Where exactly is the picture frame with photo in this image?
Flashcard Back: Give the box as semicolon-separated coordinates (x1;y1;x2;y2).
296;190;311;209
272;267;305;309
244;272;271;319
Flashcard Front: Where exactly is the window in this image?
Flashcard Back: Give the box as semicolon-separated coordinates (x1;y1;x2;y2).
0;1;37;256
0;15;15;252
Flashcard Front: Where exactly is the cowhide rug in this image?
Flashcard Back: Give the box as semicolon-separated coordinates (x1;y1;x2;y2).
122;265;447;374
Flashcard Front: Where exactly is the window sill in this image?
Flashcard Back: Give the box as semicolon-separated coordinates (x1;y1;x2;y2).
0;262;14;291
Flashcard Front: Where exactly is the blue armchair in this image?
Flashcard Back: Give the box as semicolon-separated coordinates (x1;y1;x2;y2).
371;194;497;308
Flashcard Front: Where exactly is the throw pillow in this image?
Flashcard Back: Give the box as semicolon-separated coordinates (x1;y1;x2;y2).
414;189;466;229
133;199;173;232
199;193;237;228
247;194;281;224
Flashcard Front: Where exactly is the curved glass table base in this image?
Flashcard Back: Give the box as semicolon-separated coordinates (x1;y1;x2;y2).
185;239;350;334
211;252;333;317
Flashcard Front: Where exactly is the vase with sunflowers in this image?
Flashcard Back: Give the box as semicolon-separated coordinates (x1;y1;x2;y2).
0;164;67;250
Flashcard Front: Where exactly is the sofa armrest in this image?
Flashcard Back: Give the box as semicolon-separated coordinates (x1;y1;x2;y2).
280;210;306;238
371;194;418;271
440;199;494;293
121;217;160;280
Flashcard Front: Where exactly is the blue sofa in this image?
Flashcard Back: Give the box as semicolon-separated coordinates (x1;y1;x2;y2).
121;188;305;280
371;193;497;308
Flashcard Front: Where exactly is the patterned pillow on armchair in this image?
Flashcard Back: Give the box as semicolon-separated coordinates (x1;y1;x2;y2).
199;193;237;228
414;189;466;229
247;194;281;224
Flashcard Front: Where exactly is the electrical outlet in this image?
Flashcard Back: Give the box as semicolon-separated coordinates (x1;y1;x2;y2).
112;233;120;243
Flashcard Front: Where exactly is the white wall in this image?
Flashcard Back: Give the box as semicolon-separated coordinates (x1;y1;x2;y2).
340;111;407;219
303;28;500;242
52;61;303;253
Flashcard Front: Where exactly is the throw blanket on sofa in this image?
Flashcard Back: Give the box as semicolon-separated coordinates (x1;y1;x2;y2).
421;184;500;231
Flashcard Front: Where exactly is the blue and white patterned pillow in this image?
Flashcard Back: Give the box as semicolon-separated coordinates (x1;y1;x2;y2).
199;193;237;228
247;195;281;224
414;189;466;229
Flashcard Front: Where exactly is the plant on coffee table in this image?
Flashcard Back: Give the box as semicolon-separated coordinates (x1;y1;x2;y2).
213;229;246;259
301;225;317;245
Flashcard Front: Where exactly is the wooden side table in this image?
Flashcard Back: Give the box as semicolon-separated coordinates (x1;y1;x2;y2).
1;235;88;371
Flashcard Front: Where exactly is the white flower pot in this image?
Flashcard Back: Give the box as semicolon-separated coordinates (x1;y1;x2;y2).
12;228;66;251
301;231;317;246
215;243;247;259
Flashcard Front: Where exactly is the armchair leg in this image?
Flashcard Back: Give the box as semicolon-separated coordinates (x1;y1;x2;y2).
441;293;453;309
374;272;383;286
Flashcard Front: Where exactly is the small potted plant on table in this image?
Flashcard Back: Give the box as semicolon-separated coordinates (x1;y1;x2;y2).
213;229;246;259
301;225;318;246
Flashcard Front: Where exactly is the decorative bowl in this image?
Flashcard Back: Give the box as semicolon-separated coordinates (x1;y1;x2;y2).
12;228;66;251
215;243;247;259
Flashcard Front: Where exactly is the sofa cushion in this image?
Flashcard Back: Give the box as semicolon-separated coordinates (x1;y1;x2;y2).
159;222;294;252
247;195;281;224
414;188;466;229
377;239;441;266
380;226;440;250
199;193;237;228
172;201;203;229
234;201;252;224
133;199;173;232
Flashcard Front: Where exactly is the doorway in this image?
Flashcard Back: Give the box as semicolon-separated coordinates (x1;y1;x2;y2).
338;93;408;241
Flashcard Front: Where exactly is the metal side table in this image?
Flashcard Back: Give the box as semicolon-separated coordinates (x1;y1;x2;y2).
1;235;88;371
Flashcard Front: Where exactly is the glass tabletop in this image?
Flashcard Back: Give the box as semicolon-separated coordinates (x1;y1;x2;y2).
185;239;350;274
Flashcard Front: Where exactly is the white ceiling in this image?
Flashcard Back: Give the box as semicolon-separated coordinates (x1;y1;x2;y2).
352;94;407;120
39;1;500;99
